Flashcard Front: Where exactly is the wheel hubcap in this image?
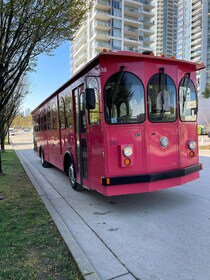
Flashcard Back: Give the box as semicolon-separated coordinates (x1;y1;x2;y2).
69;164;75;184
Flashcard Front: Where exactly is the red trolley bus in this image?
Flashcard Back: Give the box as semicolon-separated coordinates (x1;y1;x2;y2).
32;50;204;196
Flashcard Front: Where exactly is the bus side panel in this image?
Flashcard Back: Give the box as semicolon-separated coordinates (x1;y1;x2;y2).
48;128;61;169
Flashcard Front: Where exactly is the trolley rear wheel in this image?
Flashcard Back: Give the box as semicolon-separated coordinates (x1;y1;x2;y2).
40;149;50;168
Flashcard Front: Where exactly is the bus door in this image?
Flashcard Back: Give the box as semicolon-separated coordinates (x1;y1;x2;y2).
73;85;90;188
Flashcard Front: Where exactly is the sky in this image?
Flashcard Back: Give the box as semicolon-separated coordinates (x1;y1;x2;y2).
23;41;70;112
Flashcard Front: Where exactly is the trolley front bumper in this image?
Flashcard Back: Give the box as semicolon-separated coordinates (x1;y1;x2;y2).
101;163;202;186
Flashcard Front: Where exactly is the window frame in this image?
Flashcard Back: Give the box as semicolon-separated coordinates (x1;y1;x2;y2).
104;71;145;125
147;73;177;123
179;77;197;122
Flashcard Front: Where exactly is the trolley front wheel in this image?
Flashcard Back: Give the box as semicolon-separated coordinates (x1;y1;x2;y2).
68;162;83;191
40;148;50;168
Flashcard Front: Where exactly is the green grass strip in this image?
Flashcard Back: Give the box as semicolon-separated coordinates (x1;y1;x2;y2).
0;150;83;280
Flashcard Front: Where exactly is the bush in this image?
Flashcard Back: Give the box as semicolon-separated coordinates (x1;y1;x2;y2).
203;86;210;98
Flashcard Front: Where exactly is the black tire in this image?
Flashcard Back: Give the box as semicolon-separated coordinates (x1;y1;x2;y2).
68;161;83;191
40;148;50;168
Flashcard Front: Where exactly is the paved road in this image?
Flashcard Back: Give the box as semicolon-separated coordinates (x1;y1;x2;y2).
10;132;210;280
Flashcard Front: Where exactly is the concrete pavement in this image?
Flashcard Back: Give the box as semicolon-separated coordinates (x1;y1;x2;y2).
10;132;210;280
11;134;135;280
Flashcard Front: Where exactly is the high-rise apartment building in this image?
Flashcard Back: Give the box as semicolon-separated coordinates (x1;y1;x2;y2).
176;0;192;60
70;0;155;75
154;0;178;57
176;0;203;91
176;0;209;124
191;0;202;63
204;0;210;86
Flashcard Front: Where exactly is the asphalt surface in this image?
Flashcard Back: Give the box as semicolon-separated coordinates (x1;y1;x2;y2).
10;132;210;280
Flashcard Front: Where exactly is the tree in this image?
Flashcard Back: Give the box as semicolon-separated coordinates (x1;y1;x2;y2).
0;76;29;150
203;85;210;98
0;0;91;174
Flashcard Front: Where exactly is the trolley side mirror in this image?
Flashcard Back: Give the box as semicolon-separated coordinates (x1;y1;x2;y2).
86;88;95;109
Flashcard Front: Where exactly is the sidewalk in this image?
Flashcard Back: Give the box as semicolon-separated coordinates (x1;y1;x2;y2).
11;134;136;280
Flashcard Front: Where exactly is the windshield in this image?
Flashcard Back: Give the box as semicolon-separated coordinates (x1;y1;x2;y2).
104;71;145;124
148;73;176;122
179;77;197;122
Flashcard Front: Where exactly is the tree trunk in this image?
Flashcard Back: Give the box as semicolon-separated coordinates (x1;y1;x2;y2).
1;137;5;152
0;151;3;175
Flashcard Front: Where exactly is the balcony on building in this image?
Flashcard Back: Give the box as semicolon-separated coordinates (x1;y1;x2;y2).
143;18;154;27
140;0;155;10
192;13;201;25
192;0;201;11
90;30;110;42
94;9;111;21
142;35;154;44
191;27;202;39
95;19;111;31
123;44;139;52
124;6;140;18
141;8;155;19
124;0;143;8
124;15;141;27
124;34;139;43
72;43;86;59
95;40;111;51
139;26;154;36
95;0;111;11
124;25;139;36
191;38;202;51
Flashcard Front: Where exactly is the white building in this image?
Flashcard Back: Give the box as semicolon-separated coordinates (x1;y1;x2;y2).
176;0;210;125
154;0;178;57
70;0;155;75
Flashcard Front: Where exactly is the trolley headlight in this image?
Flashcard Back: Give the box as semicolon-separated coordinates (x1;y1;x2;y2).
122;145;133;157
160;137;169;148
188;140;196;150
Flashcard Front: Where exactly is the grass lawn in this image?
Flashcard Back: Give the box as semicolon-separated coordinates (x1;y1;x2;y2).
0;149;83;280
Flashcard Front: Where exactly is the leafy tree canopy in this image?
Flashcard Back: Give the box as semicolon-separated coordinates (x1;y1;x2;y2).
0;0;91;111
0;0;91;172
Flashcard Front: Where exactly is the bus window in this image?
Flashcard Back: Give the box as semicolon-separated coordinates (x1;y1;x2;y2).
47;106;51;130
105;71;145;124
38;115;41;131
65;94;73;128
86;76;100;125
59;97;66;129
179;77;197;122
52;102;57;130
40;111;43;131
43;109;47;131
148;73;176;122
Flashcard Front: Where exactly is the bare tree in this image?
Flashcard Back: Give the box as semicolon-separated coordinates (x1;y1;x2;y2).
1;75;29;150
0;76;29;175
